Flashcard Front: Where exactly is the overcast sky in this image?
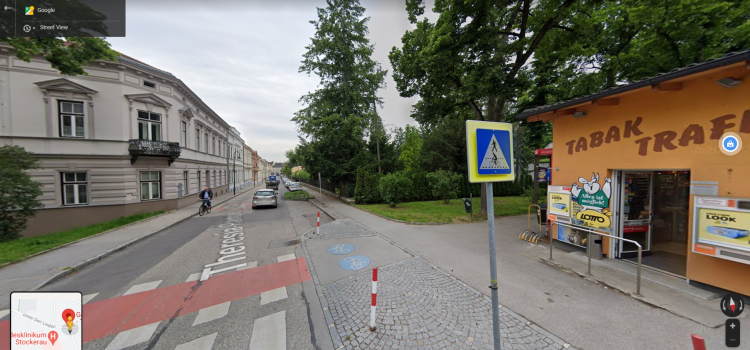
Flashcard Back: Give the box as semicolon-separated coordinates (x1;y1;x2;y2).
108;0;437;163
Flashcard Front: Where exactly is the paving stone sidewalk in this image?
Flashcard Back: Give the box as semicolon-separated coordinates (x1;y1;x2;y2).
303;216;575;350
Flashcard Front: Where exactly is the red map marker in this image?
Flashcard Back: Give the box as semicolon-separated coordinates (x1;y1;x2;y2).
48;331;58;345
62;309;75;322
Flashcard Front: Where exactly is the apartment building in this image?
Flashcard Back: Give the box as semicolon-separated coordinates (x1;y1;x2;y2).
0;44;254;236
244;144;254;187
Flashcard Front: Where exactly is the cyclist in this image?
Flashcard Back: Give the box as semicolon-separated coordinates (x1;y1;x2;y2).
198;186;213;209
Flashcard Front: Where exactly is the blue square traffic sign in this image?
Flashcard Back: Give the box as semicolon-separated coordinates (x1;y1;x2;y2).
476;129;512;175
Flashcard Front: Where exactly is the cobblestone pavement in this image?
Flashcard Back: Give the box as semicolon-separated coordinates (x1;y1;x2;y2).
307;218;376;240
322;257;574;350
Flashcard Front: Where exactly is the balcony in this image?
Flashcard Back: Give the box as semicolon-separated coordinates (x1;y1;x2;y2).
128;139;181;166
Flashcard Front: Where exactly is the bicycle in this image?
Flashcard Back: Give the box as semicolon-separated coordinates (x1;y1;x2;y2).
198;199;212;216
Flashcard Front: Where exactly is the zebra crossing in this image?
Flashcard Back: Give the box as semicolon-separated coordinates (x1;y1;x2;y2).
0;253;300;350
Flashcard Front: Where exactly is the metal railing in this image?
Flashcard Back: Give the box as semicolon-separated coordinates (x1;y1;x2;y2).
549;221;643;296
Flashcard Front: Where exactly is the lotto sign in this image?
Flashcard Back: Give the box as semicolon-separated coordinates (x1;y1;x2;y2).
466;120;515;183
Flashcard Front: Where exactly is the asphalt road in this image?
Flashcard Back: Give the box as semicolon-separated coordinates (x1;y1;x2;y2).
38;185;334;350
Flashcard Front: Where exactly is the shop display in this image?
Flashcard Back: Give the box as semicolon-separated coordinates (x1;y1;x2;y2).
693;198;750;264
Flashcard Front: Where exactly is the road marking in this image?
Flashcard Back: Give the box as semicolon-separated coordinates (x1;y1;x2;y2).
186;273;201;282
0;310;8;319
174;332;218;350
260;287;288;305
237;261;258;271
104;322;160;350
82;293;99;304
79;258;310;343
249;310;286;350
277;253;296;262
192;302;230;326
123;281;162;296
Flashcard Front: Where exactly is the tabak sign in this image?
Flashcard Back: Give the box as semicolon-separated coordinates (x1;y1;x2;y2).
563;112;750;156
571;173;612;229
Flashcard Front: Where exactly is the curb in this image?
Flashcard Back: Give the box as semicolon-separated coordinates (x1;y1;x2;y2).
28;185;259;291
0;210;172;270
348;204;448;225
307;199;340;221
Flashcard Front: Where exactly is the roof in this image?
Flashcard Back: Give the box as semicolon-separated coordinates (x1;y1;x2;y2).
118;53;174;77
273;163;284;168
516;49;750;120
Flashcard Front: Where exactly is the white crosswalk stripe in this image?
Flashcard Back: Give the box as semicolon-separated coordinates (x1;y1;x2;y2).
82;293;99;304
237;261;258;271
174;332;218;350
249;311;286;350
276;254;295;263
260;287;288;305
192;302;230;326
186;273;201;282
123;280;162;296
104;322;160;350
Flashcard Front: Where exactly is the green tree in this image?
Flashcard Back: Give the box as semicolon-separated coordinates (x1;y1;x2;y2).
426;170;462;204
398;125;422;174
378;173;413;207
0;146;44;242
293;0;387;196
390;0;585;214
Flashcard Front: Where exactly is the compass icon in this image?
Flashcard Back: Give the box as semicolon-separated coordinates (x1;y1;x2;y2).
721;293;745;317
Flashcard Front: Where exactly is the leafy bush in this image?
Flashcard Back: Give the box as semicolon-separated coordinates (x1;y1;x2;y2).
378;173;413;207
426;170;462;204
284;190;314;200
0;146;43;242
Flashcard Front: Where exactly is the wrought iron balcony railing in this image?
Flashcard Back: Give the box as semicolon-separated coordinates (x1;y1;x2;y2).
128;139;181;166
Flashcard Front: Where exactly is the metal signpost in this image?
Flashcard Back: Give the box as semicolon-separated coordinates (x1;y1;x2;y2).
465;120;515;350
318;172;322;203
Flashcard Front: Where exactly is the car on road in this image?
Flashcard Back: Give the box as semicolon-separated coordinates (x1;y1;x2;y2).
266;180;279;190
252;189;277;209
285;180;292;189
289;182;302;192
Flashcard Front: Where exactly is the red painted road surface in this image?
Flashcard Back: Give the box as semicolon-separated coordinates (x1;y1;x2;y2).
1;257;310;349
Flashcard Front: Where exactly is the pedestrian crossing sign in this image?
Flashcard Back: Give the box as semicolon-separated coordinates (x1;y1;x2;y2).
466;120;515;183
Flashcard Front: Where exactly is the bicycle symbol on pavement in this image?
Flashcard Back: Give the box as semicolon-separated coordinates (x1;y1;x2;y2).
328;244;355;255
338;255;371;271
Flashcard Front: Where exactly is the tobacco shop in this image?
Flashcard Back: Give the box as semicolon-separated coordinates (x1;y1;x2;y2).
517;50;750;295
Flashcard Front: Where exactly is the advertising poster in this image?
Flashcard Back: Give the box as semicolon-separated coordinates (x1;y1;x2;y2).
696;208;750;253
570;172;612;231
548;192;571;217
556;225;588;248
537;167;549;182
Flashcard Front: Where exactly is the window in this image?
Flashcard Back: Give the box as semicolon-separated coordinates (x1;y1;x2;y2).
138;111;162;141
143;80;156;88
196;129;201;150
183;171;188;195
212;137;216;155
59;101;85;137
181;121;187;147
205;133;208;153
206;170;210;187
140;172;161;200
197;170;201;192
213;170;216;185
62;172;87;205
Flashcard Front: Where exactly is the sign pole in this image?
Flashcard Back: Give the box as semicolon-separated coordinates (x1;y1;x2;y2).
318;172;322;204
486;182;502;349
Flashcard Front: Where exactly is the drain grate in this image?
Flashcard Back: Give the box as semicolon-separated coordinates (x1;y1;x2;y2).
285;239;301;246
269;239;301;248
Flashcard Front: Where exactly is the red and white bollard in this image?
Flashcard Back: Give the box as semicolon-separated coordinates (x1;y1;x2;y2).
370;267;378;331
690;334;706;350
317;212;320;235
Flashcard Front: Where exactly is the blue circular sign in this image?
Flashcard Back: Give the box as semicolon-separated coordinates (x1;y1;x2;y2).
723;136;739;152
338;256;371;271
327;244;355;255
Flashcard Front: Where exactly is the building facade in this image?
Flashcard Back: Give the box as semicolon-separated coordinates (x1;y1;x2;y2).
252;150;260;184
0;44;259;236
244;144;254;187
227;126;244;192
517;50;750;295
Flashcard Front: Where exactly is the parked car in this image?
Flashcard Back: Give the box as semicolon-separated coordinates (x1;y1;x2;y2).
266;180;279;190
290;182;302;192
252;189;277;209
285;180;292;189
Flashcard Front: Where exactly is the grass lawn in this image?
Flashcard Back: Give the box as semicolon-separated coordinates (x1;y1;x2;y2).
284;190;314;200
0;211;164;265
354;196;534;224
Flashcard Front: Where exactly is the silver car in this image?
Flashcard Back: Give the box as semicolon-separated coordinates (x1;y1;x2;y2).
252;189;277;209
290;182;302;192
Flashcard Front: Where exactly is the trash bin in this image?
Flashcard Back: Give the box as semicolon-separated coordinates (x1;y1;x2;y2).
590;234;603;260
535;203;547;226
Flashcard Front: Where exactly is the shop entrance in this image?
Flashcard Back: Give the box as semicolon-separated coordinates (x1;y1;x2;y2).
615;170;691;276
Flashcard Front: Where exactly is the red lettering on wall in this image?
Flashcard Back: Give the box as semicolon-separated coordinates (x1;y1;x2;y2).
590;131;604;148
741;110;750;134
624;117;644;138
605;126;620;143
566;140;576;155
653;131;678;152
710;114;736;139
575;137;588;153
678;124;705;146
635;137;652;156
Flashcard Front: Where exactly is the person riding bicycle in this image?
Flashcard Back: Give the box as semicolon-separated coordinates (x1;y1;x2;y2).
199;187;213;209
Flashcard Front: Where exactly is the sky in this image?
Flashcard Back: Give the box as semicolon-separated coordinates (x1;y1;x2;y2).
107;0;438;163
